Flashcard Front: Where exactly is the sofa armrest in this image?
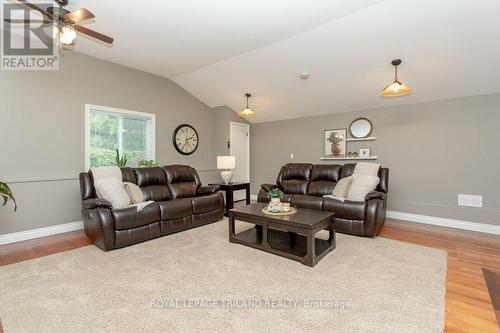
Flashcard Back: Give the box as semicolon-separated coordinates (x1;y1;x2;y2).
197;185;220;196
82;198;112;209
261;183;278;192
365;191;387;201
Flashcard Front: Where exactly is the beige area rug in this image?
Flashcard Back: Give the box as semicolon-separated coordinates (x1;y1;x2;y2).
0;219;447;333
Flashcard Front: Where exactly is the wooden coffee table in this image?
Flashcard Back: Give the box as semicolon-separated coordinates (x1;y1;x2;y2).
228;203;335;267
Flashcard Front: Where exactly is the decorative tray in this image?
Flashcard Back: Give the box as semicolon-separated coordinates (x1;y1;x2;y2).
261;207;297;216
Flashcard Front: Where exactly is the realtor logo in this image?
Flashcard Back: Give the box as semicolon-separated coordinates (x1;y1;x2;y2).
1;1;58;70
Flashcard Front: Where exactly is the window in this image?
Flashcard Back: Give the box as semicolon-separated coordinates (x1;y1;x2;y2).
85;105;155;170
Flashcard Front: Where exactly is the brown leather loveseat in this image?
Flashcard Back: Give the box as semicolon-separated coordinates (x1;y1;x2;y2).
79;165;224;250
258;163;389;237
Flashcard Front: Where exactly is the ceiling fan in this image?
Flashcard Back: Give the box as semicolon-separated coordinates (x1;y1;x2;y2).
4;0;113;49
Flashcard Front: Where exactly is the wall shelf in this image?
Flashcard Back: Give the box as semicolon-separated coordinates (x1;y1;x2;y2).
345;137;376;142
320;156;378;161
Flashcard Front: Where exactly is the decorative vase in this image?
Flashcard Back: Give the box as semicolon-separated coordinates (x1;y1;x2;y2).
331;143;341;156
270;198;280;205
220;170;233;184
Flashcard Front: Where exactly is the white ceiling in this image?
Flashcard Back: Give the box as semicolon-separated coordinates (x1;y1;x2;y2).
7;0;500;122
171;0;500;122
70;0;385;76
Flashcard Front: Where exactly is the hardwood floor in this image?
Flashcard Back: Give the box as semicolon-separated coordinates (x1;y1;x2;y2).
0;218;499;332
379;220;500;333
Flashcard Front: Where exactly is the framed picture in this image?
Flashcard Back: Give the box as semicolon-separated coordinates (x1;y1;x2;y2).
324;128;347;158
359;148;371;158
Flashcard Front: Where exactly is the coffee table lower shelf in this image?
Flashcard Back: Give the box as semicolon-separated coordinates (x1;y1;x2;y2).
233;227;333;260
230;227;335;267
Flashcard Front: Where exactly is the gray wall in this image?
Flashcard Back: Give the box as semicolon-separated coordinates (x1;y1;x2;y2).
251;93;500;226
0;52;220;235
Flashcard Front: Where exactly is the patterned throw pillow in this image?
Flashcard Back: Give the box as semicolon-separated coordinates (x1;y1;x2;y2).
124;182;144;204
332;176;352;198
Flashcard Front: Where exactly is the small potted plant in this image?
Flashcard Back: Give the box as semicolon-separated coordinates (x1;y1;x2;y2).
266;188;284;206
138;160;159;167
1;181;17;211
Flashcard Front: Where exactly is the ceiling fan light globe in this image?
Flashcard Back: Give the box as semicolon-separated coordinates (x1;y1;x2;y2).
60;26;77;42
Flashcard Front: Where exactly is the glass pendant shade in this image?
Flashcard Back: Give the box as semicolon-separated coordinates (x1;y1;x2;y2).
381;80;413;97
239;107;256;118
239;93;256;118
380;59;412;97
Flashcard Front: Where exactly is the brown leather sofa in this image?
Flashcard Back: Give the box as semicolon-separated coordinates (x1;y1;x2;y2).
79;165;224;250
258;163;389;237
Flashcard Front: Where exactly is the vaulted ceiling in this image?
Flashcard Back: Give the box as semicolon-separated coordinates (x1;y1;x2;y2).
11;0;500;123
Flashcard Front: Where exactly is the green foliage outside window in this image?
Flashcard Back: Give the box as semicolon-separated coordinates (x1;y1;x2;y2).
89;110;150;168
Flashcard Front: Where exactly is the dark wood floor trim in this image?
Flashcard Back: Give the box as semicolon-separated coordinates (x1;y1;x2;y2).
483;268;500;327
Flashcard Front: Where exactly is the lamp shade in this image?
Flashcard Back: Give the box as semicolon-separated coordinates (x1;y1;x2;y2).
239;107;256;118
380;59;412;97
217;156;236;169
380;81;412;97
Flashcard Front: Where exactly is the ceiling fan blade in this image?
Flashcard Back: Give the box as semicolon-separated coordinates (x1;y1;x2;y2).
64;8;95;23
74;25;113;44
16;0;53;19
4;18;46;24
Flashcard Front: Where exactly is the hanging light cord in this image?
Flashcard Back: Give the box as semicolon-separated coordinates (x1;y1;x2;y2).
394;65;398;81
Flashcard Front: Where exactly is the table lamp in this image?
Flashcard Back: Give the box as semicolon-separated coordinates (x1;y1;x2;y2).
217;156;236;184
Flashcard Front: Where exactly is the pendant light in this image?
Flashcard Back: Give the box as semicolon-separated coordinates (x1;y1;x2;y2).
239;93;256;118
381;59;412;97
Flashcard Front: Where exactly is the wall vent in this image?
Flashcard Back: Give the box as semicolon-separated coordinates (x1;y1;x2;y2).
458;194;483;208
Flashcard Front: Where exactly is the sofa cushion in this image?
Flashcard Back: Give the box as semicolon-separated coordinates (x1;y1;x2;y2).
158;198;193;220
192;193;221;214
290;195;323;210
141;185;171;202
340;163;356;179
135;167;167;186
164;165;201;198
277;163;312;195
134;167;171;201
112;203;161;230
323;198;366;220
121;167;137;184
307;164;342;196
197;185;219;196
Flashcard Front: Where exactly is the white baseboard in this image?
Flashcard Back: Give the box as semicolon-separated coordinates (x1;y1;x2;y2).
250;194;258;201
387;210;500;235
0;221;84;246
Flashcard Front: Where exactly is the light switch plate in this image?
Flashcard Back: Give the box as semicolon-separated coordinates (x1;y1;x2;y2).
290;153;294;159
458;194;483;208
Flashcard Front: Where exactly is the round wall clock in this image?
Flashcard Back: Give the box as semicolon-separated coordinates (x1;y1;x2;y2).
172;124;199;155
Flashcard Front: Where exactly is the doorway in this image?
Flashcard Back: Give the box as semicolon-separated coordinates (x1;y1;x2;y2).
229;121;250;202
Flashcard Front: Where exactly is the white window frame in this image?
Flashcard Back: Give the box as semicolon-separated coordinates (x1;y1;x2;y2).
84;104;156;170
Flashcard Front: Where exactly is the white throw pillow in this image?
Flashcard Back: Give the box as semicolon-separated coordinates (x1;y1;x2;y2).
124;182;144;204
93;178;131;209
346;175;380;201
332;176;352;198
354;162;381;176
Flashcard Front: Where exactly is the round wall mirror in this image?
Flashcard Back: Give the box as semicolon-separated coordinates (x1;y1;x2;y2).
349;118;373;138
